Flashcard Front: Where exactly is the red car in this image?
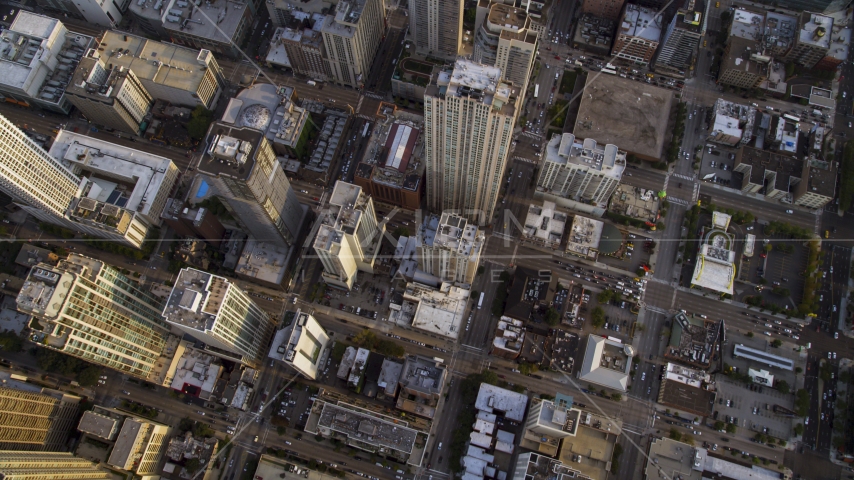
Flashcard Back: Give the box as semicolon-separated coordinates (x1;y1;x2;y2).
554;55;560;60
760;253;767;258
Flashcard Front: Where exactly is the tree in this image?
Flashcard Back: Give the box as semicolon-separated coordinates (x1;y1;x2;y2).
185;458;201;474
393;227;411;237
0;331;23;353
611;393;622;401
187;105;214;140
793;423;804;436
591;307;605;329
635;322;645;332
746;332;754;338
476;266;485;276
771;339;782;348
352;329;377;348
669;429;682;441
714;421;725;431
519;362;538;375
77;366;101;387
795;366;803;374
597;290;614;304
545;308;559;326
725;423;737;434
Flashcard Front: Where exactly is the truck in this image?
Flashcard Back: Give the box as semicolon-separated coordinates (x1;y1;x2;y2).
477;292;485;309
307;80;317;86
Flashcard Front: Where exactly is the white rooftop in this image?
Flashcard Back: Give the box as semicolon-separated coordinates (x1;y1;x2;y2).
422;212;484;258
578;334;633;392
406;282;469;340
566;215;603;257
690;245;736;295
798;13;833;49
161;0;250;46
474;383;528;421
50;131;175;221
169;347;221;397
522;201;567;245
619;4;662;42
437;59;514;109
544;133;626;178
664;362;710;388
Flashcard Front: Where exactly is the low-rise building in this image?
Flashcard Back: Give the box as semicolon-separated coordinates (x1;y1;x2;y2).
491;317;525;359
657;362;717;417
164;432;219;478
577;334;633;392
77;406;171;476
0;12;94;113
664;312;722;369
396;355;446;419
608;184;660;224
268;309;331;380
566;215;604;260
475;383;528;422
644;436;790;480
165;341;223;400
303;113;347;185
689;212;737;295
353;121;425;210
708;98;757;147
611;4;662;65
522;201;567;249
785;12;833;68
512;452;593;480
391;282;469;340
718;10;770;88
235;239;294;288
572;14;615;56
537;133;626;208
503;266;557;323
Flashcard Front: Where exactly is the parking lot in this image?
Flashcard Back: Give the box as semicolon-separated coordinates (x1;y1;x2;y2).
698;145;737;187
596;233;654;276
715;377;797;442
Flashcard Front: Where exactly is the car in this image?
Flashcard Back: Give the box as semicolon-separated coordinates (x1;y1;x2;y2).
835;332;839;339
122;390;130;395
785;209;793;214
833;352;837;359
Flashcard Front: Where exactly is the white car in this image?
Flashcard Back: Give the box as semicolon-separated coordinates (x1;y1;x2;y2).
785;209;793;214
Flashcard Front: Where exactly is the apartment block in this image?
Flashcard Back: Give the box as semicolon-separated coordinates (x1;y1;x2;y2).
785;12;833;68
320;0;385;88
473;2;537;97
313;181;383;290
537;133;625;206
92;32;224;110
653;0;706;78
268;308;331;379
0;451;109;480
396;355;446;418
77;406;170;476
267;27;332;81
17;254;174;381
0;374;81;451
708;98;757;147
718;9;769;89
266;0;335;27
524;394;579;440
66;55;154;134
580;0;625;22
163;268;276;367
419;212;485;286
733;146;837;209
353;121;424;210
424;59;518;225
0;12;94;113
197;123;307;248
160;198;226;246
409;0;463;59
36;0;127;28
611;4;662;65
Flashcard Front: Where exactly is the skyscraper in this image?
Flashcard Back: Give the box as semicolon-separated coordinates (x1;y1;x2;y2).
473;2;537;107
162;268;275;367
17;254;172;381
611;4;663;66
424;59;518;225
313;181;383;290
537;133;626;206
0;375;81;451
409;0;463;59
419;212;485;285
268;308;331;379
0;451;110;480
653;0;707;78
320;0;385;89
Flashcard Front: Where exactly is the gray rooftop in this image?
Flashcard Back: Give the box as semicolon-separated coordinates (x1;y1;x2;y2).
316;401;419;453
162;268;230;332
77;410;119;441
399;355;445;395
474;383;528;421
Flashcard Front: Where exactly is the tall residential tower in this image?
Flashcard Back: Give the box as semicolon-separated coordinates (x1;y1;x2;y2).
409;0;464;59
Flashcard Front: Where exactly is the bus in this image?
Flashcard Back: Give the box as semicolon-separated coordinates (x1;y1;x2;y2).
477;292;485;309
361;123;370;138
601;67;617;75
534;84;539;98
782;113;800;123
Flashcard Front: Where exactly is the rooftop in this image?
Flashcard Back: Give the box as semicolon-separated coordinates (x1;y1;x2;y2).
199;123;264;179
77;410;119;441
492;317;525;356
405;282;469;339
618;4;663;42
578;335;633;392
798;13;833;48
573;75;672;160
235;239;291;285
486;3;528;31
0;12;93;105
645;437;785;480
803;158;836;199
315;400;419;453
399;355;446;395
378;359;403;396
534;397;581;436
720;34;769;82
763;11;798;52
826;23;851;61
220;83;307;148
736;146;805;192
658;362;716;416
731;9;764;41
674;0;706;35
162;268;233;333
422;212;484;258
503;266;553;322
429;59;517;117
168;346;221;398
475;383;528;421
522;201;567;246
50;131;175;220
515;452;594;480
665;312;721;368
566;215;604;259
159;0;250;46
383;123;419;172
733;343;795;371
544;133;626;177
14;244;57;269
95;31;216;93
710;98;757;142
608;184;660;223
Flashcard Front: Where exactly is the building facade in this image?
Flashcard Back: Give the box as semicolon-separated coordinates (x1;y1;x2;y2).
269;28;332;81
0;382;81;451
163;268;275;367
268;309;331;379
36;0;127;28
785;12;833;68
419;212;484;285
66;56;154;135
537;133;625;205
611;4;662;65
17;254;171;381
473;2;537;96
320;0;385;88
0;451;110;480
424;60;518;225
653;0;706;78
313;181;383;290
580;0;626;22
409;0;463;59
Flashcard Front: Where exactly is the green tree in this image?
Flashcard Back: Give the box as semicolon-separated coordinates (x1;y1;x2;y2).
771;339;782;348
597;290;614;304
187;105;214;140
591;306;605;329
393;227;411;237
669;429;682;441
0;331;23;352
725;423;737;434
185;458;201;474
793;423;804;436
746;332;754;338
545;308;559;326
611;393;622;401
77;366;101;387
713;421;725;431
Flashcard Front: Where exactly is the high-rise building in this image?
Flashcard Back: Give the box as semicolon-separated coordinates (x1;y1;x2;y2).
0;115;80;223
160;198;226;246
785;12;833;68
537;133;626;206
419;212;485;286
268;308;331;379
718;9;769;89
163;268;275;367
0;451;110;480
409;0;463;59
313;181;383;290
580;0;626;22
611;4;663;65
197;123;306;248
267;27;332;81
47;131;180;249
473;2;538;99
66;56;153;135
653;0;706;78
524;395;578;439
424;60;518;225
77;406;171;476
0;375;81;451
0;13;95;113
17;254;172;381
320;0;385;89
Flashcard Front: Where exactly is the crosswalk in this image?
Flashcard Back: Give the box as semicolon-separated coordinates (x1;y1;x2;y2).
671;173;694;181
519;131;543;140
667;197;691;206
513;156;538;165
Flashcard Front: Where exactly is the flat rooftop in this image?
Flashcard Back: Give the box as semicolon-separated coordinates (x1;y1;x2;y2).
475;383;528;421
315;401;419;453
161;0;249;46
383;123;419;172
711;98;757;142
108;418;144;469
645;437;784;480
690;246;736;295
162;268;231;333
487;3;527;31
50;131;175;220
566;215;603;258
493;317;525;356
764;11;797;52
618;4;662;42
733;343;795;371
97;31;214;93
429;59;517;117
523;201;567;245
199;123;264;179
169;346;221;397
423;212;483;258
235;239;290;285
77;410;119;441
578;335;632;392
406;282;468;339
517;453;594;480
573;75;672;159
731;9;764;41
399;355;445;395
804;158;836;198
220;83;307;148
798;13;833;48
